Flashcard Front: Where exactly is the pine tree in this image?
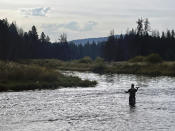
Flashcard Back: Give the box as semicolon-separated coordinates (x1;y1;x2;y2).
40;32;46;43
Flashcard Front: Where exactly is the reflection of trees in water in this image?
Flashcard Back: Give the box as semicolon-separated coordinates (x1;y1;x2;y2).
134;75;152;87
103;73;163;89
100;73;172;91
134;75;163;88
129;105;136;113
105;74;115;84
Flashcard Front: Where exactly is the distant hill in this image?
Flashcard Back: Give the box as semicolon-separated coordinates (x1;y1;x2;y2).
70;35;119;45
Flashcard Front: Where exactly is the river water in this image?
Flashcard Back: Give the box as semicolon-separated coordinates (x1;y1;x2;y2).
0;71;175;131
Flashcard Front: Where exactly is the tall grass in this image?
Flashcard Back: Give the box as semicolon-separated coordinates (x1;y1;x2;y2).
95;57;104;63
129;54;163;63
78;56;93;64
129;56;145;62
145;53;163;63
0;61;58;82
0;61;97;92
17;59;64;69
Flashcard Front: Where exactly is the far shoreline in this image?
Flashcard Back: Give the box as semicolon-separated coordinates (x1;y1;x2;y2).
18;55;175;77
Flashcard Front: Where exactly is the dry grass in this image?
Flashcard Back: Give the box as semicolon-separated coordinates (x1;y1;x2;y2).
18;58;175;77
0;60;97;92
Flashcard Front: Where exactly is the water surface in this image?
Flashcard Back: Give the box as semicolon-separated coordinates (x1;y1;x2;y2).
0;71;175;131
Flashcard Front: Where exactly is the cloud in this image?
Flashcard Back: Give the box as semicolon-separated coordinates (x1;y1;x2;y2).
42;21;97;32
40;21;98;41
128;8;175;18
63;21;80;31
20;7;51;17
82;21;97;31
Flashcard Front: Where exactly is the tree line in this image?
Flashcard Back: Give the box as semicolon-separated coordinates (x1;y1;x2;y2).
104;18;175;61
0;18;175;61
0;18;103;60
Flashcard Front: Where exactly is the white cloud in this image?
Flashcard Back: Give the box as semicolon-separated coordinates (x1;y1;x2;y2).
20;7;51;17
63;22;80;31
41;21;97;32
82;21;97;31
40;21;98;41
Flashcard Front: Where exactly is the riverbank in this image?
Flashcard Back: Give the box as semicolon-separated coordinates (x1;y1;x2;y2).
0;61;97;92
18;57;175;77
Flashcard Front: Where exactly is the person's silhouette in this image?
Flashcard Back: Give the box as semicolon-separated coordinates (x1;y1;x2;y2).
125;84;139;106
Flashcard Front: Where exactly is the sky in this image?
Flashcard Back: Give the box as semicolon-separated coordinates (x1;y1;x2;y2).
0;0;175;41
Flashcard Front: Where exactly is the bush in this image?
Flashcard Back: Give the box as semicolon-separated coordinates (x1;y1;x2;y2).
129;56;145;62
145;53;163;63
78;56;93;64
95;57;104;63
92;63;106;73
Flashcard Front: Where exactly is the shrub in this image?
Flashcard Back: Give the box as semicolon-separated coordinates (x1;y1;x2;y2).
78;56;93;64
129;56;145;62
95;57;104;63
92;63;106;73
145;53;163;63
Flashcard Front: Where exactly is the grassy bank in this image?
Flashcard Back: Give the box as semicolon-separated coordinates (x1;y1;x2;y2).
97;61;175;76
0;61;97;92
18;55;175;77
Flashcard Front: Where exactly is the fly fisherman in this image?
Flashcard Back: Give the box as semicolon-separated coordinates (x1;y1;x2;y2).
125;84;140;106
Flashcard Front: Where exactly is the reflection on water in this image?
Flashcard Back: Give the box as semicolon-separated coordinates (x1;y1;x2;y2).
105;74;115;84
0;71;175;131
129;105;136;113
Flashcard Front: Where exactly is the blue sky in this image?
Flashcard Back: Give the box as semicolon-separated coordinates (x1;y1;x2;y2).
0;0;175;41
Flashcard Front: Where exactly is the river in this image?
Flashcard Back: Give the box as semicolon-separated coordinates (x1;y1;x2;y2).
0;71;175;131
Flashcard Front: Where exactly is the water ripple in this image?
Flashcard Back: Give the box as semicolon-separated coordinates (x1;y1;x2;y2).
0;71;175;131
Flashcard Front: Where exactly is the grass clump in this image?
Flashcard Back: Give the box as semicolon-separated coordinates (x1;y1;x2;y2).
0;62;58;82
95;57;104;64
57;75;97;87
129;54;163;64
92;63;107;73
129;56;145;62
78;56;93;64
145;53;163;63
